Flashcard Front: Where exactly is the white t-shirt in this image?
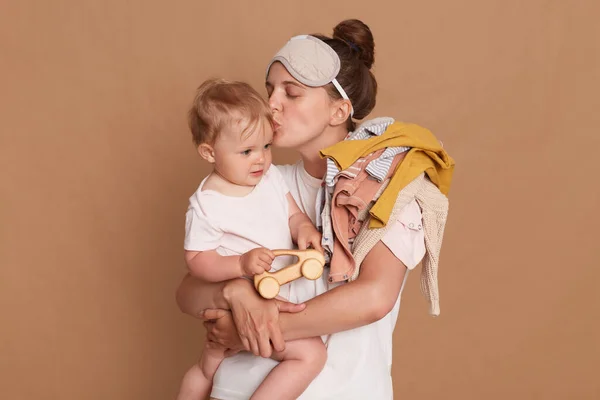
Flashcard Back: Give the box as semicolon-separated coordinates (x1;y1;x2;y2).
211;161;425;400
184;166;322;303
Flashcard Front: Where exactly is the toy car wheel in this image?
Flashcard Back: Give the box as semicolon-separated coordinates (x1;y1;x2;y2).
257;276;280;299
301;259;324;280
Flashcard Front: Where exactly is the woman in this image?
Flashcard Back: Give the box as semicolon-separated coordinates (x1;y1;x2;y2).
177;19;441;399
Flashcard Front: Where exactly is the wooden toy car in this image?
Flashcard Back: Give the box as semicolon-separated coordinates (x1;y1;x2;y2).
253;249;325;299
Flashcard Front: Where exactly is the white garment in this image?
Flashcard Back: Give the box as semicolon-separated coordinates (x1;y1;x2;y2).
211;160;425;400
184;166;316;303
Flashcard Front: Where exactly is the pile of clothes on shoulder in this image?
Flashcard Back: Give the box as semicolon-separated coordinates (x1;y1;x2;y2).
317;117;455;316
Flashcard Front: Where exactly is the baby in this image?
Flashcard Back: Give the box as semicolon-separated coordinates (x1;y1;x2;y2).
176;79;326;400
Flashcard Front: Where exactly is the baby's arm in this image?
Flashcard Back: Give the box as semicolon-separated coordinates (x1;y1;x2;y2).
267;165;321;251
185;250;244;282
186;248;275;282
286;193;323;252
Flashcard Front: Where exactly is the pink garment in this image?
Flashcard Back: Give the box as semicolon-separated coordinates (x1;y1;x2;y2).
328;151;407;282
380;199;426;270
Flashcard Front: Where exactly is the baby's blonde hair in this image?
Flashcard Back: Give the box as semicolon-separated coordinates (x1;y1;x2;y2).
188;79;274;146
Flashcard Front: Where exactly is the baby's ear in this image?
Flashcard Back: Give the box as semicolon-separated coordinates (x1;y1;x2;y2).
197;143;215;163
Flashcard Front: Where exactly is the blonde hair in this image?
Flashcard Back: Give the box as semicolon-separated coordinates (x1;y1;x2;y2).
188;79;273;146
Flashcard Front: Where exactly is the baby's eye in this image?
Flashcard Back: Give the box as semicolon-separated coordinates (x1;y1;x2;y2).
264;143;272;149
241;149;251;155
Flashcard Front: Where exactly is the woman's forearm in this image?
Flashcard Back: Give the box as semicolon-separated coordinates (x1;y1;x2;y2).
279;279;383;340
279;241;407;341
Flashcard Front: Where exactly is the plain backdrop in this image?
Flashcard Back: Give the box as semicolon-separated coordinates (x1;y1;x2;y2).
1;1;599;399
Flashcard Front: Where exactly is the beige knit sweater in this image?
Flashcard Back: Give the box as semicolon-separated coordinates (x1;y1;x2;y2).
350;173;449;316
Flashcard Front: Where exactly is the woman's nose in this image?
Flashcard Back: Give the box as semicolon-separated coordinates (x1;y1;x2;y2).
268;92;281;112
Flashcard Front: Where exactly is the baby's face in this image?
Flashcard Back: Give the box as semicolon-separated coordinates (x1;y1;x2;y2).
212;118;274;187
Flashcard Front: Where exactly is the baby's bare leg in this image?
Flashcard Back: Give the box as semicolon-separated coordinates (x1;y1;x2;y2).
177;344;226;400
250;337;327;400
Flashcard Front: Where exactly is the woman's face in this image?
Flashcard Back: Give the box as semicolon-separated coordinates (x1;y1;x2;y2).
265;62;332;150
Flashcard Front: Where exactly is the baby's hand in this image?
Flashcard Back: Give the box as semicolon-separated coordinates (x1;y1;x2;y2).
296;222;323;253
239;247;275;276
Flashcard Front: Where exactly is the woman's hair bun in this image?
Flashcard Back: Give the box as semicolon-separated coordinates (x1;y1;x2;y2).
332;19;375;69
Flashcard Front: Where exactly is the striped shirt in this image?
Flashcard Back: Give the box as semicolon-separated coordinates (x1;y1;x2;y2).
324;117;410;187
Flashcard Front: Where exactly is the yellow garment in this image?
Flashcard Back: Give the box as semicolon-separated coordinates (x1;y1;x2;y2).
320;122;455;228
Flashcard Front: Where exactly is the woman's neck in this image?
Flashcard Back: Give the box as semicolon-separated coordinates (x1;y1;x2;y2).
299;124;348;179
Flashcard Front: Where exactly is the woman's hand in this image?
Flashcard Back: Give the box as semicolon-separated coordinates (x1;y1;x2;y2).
202;309;245;353
204;279;306;358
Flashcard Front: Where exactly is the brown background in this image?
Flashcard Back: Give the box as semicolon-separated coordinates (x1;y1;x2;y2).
1;1;598;399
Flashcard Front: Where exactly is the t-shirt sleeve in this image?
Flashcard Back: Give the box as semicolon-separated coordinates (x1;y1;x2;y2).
184;194;224;251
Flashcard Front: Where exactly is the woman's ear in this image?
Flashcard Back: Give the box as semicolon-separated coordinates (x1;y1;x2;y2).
197;143;216;163
329;99;353;127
